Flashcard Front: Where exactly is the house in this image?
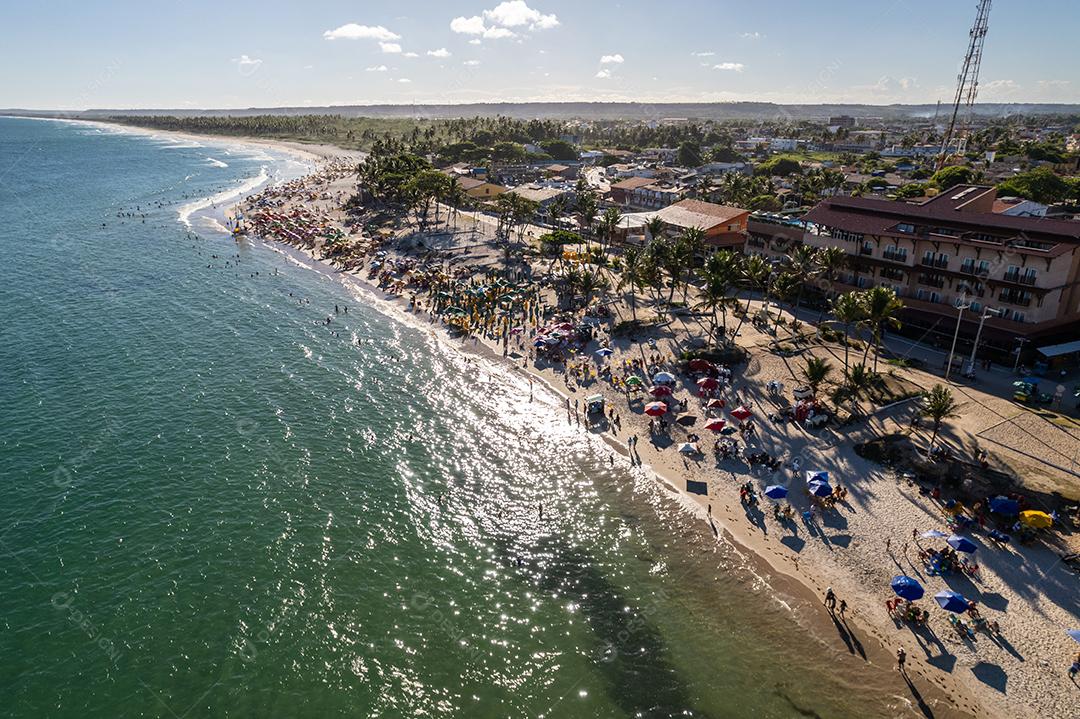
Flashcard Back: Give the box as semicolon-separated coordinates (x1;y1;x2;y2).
506;184;574;217
653;199;750;249
993;197;1048;218
544;164;578;180
456;176;507;200
751;185;1080;353
609;176;655;205
629;182;689;210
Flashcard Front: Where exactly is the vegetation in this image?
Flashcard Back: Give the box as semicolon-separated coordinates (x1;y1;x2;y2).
997;167;1079;204
921;384;960;452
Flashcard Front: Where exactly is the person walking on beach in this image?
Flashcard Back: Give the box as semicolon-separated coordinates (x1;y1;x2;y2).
896;647;907;673
839;599;847;616
824;587;836;611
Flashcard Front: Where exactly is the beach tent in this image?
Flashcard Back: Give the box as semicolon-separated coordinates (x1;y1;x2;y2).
805;471;829;484
808;480;833;498
891;575;925;601
644;402;668;417
649;385;674;397
988;496;1020;516
764;485;788;499
595;347;614;357
1067;629;1080;644
678;442;698;454
729;406;752;422
1019;510;1053;529
704;419;726;432
921;529;949;539
934;590;970;614
705;398;726;409
652;372;676;385
946;535;978;554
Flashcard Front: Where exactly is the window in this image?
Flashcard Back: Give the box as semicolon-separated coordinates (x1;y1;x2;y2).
978;260;991;275
915;289;926;301
1012;312;1025;323
896;223;915;234
970;301;982;314
1004;265;1020;282
883;245;908;262
929;292;942;304
1021;268;1038;286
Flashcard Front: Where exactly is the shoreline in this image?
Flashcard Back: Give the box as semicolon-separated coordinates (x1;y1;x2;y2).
104;121;1073;717
245;230;983;719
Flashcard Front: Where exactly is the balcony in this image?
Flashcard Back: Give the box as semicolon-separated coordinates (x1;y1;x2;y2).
998;292;1031;307
917;274;945;289
920;257;949;270
859;246;873;256
960;263;988;277
882;250;908;264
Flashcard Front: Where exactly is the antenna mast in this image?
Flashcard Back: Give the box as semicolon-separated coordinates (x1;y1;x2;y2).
937;0;992;171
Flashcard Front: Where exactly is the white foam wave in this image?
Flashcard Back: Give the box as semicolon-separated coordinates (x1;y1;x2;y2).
205;157;229;168
177;166;269;227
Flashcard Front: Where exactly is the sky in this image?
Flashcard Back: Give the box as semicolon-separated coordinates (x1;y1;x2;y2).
1;0;1078;110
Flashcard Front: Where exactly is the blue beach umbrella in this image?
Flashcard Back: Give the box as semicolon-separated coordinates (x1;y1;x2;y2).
934;590;970;614
805;470;829;484
652;371;676;384
891;575;925;601
764;485;788;499
808;481;833;498
595;347;614;357
946;535;978;554
921;529;948;539
1067;629;1080;644
988;496;1019;515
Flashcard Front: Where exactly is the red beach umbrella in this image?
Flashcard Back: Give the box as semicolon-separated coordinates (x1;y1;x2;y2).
644;402;668;416
696;377;719;390
705;419;727;432
649;385;674;397
705;398;726;409
730;405;753;422
688;358;714;372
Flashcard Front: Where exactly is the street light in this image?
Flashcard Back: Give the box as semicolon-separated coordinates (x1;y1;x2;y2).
965;307;1001;375
945;295;970;383
1012;337;1030;373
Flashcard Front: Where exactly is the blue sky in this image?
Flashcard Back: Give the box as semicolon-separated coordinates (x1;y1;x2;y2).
1;0;1077;109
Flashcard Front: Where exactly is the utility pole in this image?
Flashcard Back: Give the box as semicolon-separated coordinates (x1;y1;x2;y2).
946;299;970;383
965;307;999;375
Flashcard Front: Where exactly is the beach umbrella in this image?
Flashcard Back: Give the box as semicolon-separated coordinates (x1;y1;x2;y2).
652;372;676;385
644;402;668;417
705;398;726;409
649;385;674;397
595;347;614;357
704;419;727;432
934;590;970;614
805;470;829;484
808;480;833;497
1067;629;1080;644
730;406;752;422
625;375;643;387
921;529;949;539
988;496;1020;516
688;358;714;372
1019;510;1053;529
696;377;719;390
891;575;925;601
987;528;1011;543
946;535;978;554
764;485;788;499
678;442;698;454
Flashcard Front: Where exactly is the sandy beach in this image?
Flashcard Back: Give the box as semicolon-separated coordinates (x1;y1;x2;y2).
137;125;1080;719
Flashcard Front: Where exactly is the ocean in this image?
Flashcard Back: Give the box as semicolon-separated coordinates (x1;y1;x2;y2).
0;116;909;718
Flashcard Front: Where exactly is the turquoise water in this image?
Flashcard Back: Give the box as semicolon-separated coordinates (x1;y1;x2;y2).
0;117;909;718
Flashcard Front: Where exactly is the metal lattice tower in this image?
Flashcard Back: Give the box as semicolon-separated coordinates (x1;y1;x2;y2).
937;0;992;169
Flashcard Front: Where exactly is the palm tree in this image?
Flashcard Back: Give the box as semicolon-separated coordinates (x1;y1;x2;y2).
783;244;818;336
676;226;705;302
832;291;865;382
921;384;959;453
734;254;771;337
803;356;834;395
548;195;567;230
814;246;848;323
619;246;644;319
846;362;873;413
859;286;904;373
770;271;800;335
644;216;666;245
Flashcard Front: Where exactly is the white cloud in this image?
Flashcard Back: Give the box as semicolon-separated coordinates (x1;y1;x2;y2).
450;2;557;39
427;48;451;58
898;77;918;90
468;39;482;45
713;62;745;72
323;24;401;41
595;68;612;79
451;16;486;34
403;52;419;58
600;54;624;64
484;1;558;29
464;60;481;66
232;54;262;70
1037;79;1071;88
398;78;412;83
741;32;764;40
691;51;715;57
365;65;388;72
380;42;402;54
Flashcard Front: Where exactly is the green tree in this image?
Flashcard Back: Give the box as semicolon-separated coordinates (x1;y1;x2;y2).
832;291;865;381
754;156;803;177
678;141;703;167
931;165;977;190
921;384;959;453
859;286;904;373
996;167;1072;204
803;356;834;394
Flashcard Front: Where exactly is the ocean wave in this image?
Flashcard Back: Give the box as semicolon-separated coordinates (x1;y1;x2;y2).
177;166;269;228
205;157;229;168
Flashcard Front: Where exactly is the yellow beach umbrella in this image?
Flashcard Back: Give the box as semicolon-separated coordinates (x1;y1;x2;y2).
1019;510;1052;529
